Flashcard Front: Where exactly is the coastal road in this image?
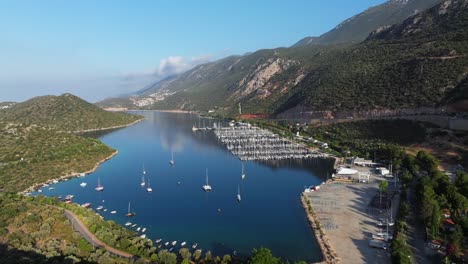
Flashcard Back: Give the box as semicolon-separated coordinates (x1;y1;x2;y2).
63;209;135;259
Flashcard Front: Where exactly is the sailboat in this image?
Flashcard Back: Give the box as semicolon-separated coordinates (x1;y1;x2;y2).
95;177;104;191
146;177;153;192
237;184;241;202
143;164;146;175
140;172;145;187
169;151;174;166
125;202;135;217
202;168;212;192
241;163;245;180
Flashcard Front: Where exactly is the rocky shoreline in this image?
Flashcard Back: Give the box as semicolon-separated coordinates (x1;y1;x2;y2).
19;150;118;195
72;118;144;134
301;193;339;264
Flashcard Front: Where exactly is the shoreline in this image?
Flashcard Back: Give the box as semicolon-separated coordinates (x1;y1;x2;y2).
127;109;195;114
19;150;118;195
72;118;145;134
301;193;339;264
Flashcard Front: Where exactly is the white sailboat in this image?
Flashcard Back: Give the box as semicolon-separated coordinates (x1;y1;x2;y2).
237;184;241;202
143;164;146;175
95;176;104;191
241;163;245;180
169;151;174;166
140;172;145;187
146;177;153;192
125;202;135;217
202;168;212;192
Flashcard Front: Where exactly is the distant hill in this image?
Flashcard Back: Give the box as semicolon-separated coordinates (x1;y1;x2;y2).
292;0;441;46
99;0;466;117
0;93;142;132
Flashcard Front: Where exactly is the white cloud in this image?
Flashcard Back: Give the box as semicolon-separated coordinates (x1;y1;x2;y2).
121;54;212;81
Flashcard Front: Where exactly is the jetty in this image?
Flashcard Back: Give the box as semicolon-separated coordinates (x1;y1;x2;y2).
212;122;324;161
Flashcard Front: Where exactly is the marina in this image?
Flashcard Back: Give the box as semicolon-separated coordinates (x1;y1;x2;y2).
32;111;333;261
212;123;325;161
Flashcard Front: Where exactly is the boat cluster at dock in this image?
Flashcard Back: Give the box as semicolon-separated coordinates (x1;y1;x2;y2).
212;123;323;161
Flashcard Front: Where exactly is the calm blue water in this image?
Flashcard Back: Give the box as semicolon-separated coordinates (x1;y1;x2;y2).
36;111;333;262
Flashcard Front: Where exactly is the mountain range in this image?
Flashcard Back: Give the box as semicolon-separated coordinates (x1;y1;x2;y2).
98;0;468;117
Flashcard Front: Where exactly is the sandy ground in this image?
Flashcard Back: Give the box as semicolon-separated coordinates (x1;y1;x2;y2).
304;167;396;264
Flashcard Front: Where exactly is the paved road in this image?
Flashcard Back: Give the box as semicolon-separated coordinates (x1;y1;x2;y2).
63;209;134;259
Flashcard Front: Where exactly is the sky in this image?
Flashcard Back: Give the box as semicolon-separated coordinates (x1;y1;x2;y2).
0;0;386;103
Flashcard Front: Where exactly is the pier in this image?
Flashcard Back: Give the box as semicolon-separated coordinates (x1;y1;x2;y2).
209;122;324;161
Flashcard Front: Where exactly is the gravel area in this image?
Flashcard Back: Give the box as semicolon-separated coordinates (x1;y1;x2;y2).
304;167;392;264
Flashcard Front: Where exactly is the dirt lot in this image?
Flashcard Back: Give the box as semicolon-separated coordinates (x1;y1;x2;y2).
304;166;397;264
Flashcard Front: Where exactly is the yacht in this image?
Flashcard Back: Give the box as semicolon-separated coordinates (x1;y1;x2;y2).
110;210;117;214
125;202;136;217
95;176;104;192
156;238;162;243
169;151;174;165
125;222;132;226
171;241;177;246
142;227;146;232
140;234;146;239
96;205;104;211
241;163;245;180
202;168;212;192
146;178;153;192
181;241;186;246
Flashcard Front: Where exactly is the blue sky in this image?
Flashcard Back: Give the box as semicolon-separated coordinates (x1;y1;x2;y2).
0;0;385;102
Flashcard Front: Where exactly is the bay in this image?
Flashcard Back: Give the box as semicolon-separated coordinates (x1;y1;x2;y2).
37;111;334;262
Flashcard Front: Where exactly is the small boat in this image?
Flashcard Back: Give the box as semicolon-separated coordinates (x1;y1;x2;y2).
236;184;241;202
202;169;212;192
140;166;145;187
49;187;55;191
169;151;174;165
192;125;198;132
95;176;104;192
38;189;43;193
171;241;177;246
140;234;146;239
181;241;186;246
165;242;169;246
146;178;153;193
131;224;137;227
103;209;107;212
96;205;104;211
125;202;136;217
142;228;146;232
79;173;85;177
81;203;91;208
65;194;74;200
110;210;117;214
169;247;173;252
80;182;87;187
136;227;141;232
156;238;162;243
125;222;132;226
43;183;49;187
52;180;59;184
192;243;198;249
241;163;245;180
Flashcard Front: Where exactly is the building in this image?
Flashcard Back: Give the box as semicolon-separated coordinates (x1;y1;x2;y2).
376;167;390;175
352;157;375;166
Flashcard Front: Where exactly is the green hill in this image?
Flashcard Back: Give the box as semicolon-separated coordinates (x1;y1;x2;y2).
293;0;441;46
0;122;115;193
103;0;467;117
0;94;142;132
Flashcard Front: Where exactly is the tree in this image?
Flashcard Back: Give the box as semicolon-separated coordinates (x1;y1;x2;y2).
249;247;280;264
379;180;388;208
430;202;440;239
158;250;177;264
222;254;232;264
179;248;191;260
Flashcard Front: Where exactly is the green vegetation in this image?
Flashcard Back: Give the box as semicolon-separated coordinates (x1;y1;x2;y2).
415;151;468;261
0;93;142;132
108;0;468;118
0;193;130;263
0;122;115;193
